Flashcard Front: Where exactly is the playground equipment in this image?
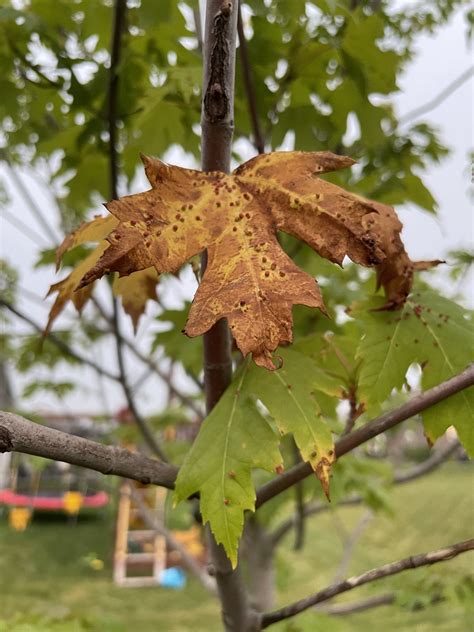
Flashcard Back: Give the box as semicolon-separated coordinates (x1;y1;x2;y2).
0;453;109;528
113;480;205;588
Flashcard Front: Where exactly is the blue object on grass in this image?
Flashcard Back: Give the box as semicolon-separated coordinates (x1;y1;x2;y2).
160;566;186;589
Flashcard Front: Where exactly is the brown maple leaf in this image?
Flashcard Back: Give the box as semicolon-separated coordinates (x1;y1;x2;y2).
358;199;442;310
74;150;406;369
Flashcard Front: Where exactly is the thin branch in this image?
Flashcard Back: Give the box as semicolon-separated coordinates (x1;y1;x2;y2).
317;593;395;615
237;4;265;153
291;440;305;550
9;39;62;89
0;411;178;489
112;301;168;461
103;0;167;462
0;300;119;381
107;0;126;201
129;486;216;592
269;437;460;547
193;6;204;53
332;509;373;584
116;330;203;417
0;151;59;243
260;539;474;627
1;207;49;247
256;364;474;509
399;66;474;125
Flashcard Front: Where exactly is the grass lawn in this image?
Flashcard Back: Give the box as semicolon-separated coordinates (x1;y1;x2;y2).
0;463;472;631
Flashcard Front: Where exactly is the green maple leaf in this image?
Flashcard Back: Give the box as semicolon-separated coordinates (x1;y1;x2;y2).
174;348;342;566
353;290;474;454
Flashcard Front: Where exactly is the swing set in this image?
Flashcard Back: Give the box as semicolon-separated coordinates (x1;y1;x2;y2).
0;453;109;531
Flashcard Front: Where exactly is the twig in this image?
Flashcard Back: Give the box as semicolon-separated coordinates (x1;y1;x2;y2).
129;486;216;592
0;150;59;243
0;375;468;521
0;411;178;489
9;39;62;89
332;509;373;584
0;300;119;381
256;365;474;509
193;7;203;53
107;0;126;201
269;437;460;547
292;440;305;550
118;333;203;417
1;207;49;247
399;66;474;125
317;593;395;615
260;539;474;627
103;0;167;462
237;5;265;153
111;301;168;461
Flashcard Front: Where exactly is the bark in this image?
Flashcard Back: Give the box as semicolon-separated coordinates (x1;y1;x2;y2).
242;518;276;612
0;411;178;489
200;2;259;630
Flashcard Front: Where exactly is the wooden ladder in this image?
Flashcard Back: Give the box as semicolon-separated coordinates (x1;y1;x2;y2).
113;481;167;587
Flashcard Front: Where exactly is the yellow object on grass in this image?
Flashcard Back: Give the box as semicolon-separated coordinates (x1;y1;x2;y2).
9;507;32;531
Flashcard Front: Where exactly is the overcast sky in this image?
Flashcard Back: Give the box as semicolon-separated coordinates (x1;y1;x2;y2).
1;6;472;416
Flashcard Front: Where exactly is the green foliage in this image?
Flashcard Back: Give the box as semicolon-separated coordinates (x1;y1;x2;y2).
15;333;79;372
174;360;283;567
175;349;342;564
353;290;474;454
22;380;74;400
0;0;460;230
0;259;18;304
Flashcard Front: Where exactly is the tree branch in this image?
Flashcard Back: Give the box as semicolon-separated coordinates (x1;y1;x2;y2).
0;299;119;382
0;411;178;489
112;301;169;461
103;0;167;462
261;539;474;628
256;364;474;509
317;593;395;616
399;66;474;125
107;0;126;201
0;150;59;243
91;297;203;416
332;509;373;584
237;4;265;153
128;486;216;592
269;437;460;547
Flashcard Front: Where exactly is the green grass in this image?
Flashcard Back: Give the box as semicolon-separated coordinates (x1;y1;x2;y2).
0;463;473;632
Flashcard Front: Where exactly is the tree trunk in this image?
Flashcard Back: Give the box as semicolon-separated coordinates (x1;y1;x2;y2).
242;518;276;612
200;2;259;630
